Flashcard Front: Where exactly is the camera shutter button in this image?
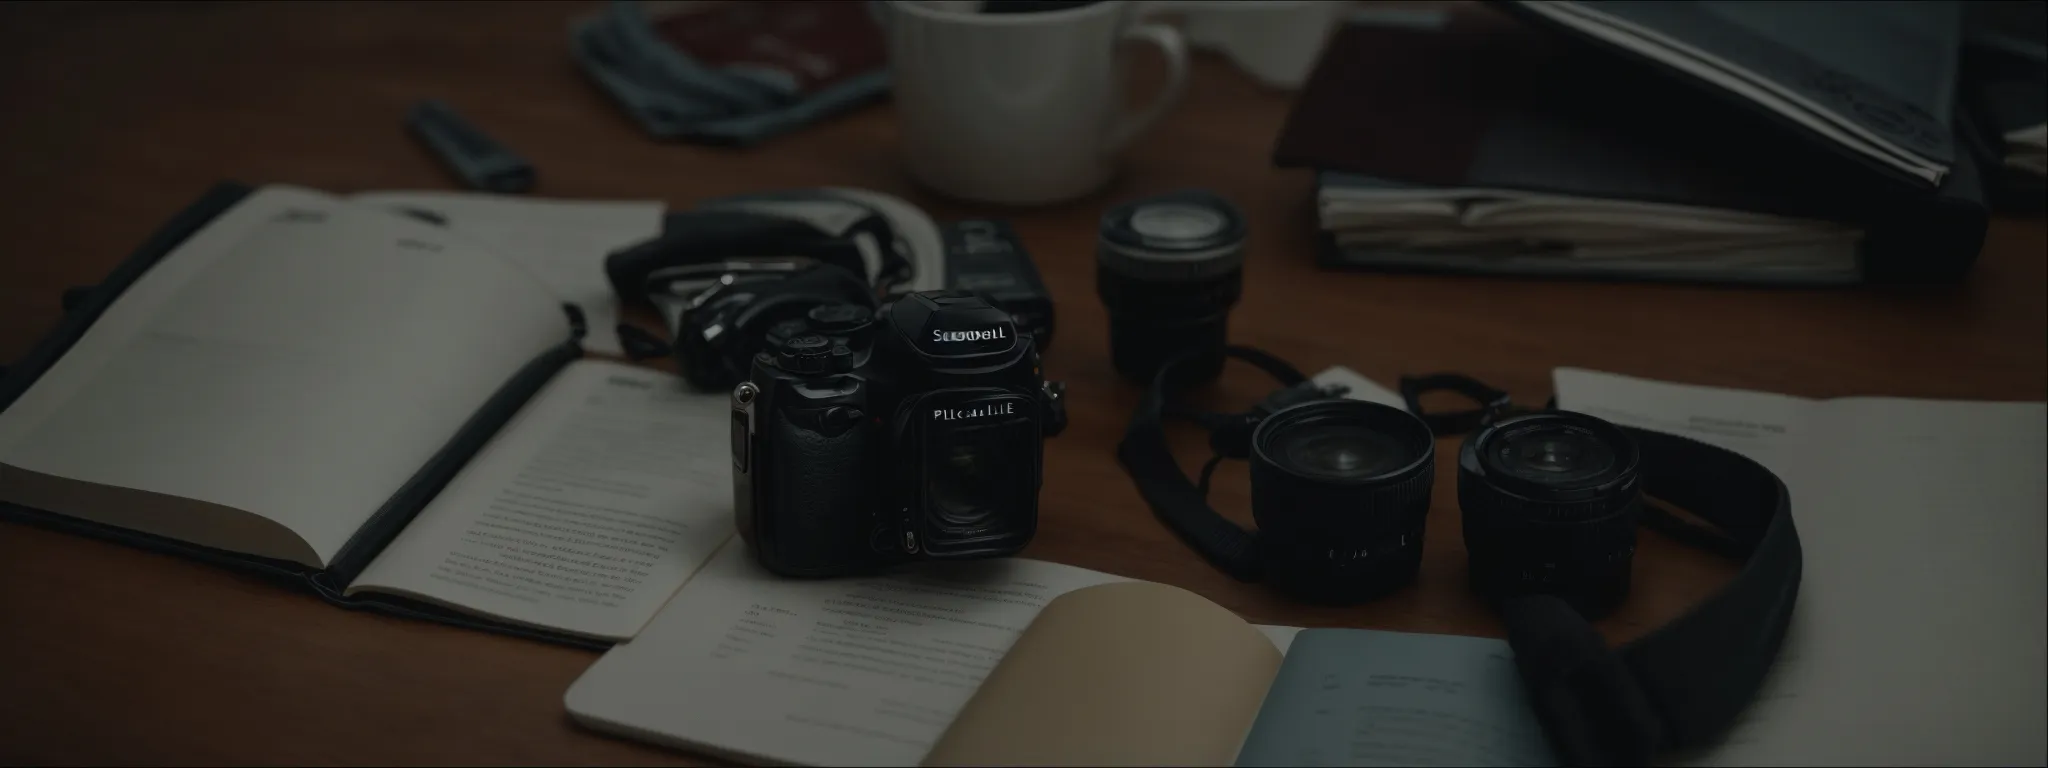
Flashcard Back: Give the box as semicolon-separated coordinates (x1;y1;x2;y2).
765;317;811;350
777;333;834;374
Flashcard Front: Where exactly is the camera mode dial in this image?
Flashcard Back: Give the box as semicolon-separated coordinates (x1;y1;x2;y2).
776;333;853;374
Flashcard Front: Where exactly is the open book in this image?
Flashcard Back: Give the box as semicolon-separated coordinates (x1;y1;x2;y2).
341;190;664;358
565;540;1556;767
0;184;732;644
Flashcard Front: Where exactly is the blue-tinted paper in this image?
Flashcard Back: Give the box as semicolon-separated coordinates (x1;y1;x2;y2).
1235;629;1558;767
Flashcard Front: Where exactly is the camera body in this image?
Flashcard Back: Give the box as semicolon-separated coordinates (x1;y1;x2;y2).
731;291;1066;577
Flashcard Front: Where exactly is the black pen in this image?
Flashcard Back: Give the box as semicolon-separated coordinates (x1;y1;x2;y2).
405;100;536;194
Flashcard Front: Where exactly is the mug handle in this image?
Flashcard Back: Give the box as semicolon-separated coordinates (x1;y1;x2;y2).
1107;22;1190;154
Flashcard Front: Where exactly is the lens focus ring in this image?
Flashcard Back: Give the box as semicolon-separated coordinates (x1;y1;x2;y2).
1248;400;1437;605
1095;191;1247;387
1457;411;1643;618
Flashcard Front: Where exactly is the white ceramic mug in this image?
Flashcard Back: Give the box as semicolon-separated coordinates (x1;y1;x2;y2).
1176;0;1351;89
876;1;1191;206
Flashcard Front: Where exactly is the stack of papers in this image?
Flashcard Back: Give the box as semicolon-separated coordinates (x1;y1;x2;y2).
1317;172;1865;281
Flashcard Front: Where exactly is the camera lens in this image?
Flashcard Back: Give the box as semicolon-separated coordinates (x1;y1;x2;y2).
1458;411;1643;618
917;393;1039;556
1249;400;1435;604
931;440;1001;531
1096;190;1246;388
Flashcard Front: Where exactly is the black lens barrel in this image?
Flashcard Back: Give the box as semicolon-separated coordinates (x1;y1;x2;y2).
1458;411;1644;618
1096;191;1247;388
1098;265;1240;386
1249;400;1436;604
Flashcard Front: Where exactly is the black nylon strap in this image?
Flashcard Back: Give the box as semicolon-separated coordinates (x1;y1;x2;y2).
1115;346;1312;582
1399;372;1515;434
1502;594;1663;766
1613;426;1801;749
62;286;97;313
1382;371;1801;764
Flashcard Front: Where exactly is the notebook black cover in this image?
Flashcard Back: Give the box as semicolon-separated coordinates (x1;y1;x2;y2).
1961;0;2048;214
1491;0;1963;192
0;182;610;652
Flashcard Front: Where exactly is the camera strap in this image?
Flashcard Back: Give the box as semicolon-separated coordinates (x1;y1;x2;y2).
1117;346;1326;582
1121;360;1803;767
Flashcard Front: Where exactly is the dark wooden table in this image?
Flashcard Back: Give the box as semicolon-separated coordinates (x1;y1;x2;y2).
2;2;2041;764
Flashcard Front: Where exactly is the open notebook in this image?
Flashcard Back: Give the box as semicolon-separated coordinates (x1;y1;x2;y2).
0;183;729;647
565;540;1555;767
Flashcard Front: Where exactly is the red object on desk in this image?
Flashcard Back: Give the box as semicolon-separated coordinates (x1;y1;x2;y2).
653;1;888;96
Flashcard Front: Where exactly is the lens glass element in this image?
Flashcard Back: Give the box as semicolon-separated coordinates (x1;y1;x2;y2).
1248;399;1437;604
1491;425;1616;486
1129;203;1226;242
931;435;1006;530
1275;425;1413;482
920;393;1037;548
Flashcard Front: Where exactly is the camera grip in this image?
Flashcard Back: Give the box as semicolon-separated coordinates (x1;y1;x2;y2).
761;407;879;575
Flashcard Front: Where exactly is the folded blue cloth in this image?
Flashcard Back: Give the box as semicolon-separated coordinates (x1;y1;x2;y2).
570;1;891;147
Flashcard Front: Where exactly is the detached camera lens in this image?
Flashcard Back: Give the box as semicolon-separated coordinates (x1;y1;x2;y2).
1249;400;1435;604
1458;412;1643;618
1096;190;1246;388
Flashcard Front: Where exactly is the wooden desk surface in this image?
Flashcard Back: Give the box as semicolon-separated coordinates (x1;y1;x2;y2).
1;2;2041;764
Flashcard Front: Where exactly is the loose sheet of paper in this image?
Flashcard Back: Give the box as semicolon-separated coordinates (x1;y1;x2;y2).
1312;366;1409;409
1554;368;2047;766
348;191;665;356
565;542;1131;766
349;360;734;641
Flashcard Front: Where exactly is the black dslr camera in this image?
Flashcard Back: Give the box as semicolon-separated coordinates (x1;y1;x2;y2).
731;290;1067;577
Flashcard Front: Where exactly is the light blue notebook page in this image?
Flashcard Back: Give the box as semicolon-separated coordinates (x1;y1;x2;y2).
1235;628;1559;767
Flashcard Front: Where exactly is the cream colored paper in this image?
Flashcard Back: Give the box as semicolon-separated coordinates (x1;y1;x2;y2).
923;581;1284;767
0;185;565;566
1555;368;2047;766
348;360;734;641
